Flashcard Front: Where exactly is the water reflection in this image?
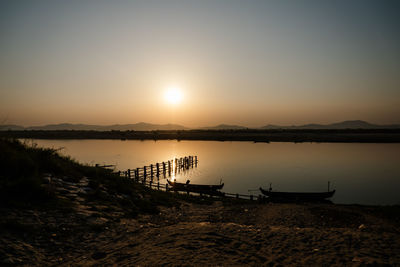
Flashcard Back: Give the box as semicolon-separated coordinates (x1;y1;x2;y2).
30;139;400;205
171;158;176;181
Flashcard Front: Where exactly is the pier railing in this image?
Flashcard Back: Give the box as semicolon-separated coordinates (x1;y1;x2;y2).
115;155;198;183
103;155;260;202
139;180;261;201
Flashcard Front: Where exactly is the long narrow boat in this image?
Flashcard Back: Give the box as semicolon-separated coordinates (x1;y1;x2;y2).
259;187;335;201
167;179;224;192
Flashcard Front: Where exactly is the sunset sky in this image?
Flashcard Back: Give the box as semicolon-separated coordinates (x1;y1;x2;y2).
1;0;399;127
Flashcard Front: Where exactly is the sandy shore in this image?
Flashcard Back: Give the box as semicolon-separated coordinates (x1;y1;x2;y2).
1;199;399;266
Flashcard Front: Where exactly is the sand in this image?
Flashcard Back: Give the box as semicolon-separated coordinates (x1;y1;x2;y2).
1;199;399;266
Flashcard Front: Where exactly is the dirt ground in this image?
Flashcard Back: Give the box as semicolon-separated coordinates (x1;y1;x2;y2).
1;199;399;266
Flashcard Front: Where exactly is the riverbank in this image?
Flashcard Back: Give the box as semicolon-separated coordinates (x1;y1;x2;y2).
1;195;399;266
1;129;400;143
1;139;399;265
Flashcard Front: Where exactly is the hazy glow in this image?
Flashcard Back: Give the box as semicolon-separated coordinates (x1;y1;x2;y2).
164;87;183;105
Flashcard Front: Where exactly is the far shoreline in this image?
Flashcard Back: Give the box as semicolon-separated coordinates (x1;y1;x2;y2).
1;129;400;143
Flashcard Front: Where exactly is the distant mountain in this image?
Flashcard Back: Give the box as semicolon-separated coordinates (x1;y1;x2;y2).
199;124;248;130
2;120;399;131
261;120;400;129
28;123;103;131
328;120;378;129
0;124;25;131
0;123;187;131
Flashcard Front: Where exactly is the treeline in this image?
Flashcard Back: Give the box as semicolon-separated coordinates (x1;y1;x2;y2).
1;129;400;143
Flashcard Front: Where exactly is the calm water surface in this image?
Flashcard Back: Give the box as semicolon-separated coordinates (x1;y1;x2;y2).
29;139;400;205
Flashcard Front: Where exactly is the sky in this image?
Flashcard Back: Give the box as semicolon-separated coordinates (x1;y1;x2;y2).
0;0;399;127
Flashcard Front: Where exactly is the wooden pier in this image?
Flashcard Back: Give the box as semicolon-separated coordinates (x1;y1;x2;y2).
117;155;198;184
111;155;261;202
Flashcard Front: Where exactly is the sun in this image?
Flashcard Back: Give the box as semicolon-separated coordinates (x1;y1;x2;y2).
164;86;183;105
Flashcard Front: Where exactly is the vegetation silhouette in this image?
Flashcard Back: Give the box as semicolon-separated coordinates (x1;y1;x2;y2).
1;129;400;143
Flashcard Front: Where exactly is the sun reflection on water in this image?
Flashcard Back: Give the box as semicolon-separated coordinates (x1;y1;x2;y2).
171;157;176;181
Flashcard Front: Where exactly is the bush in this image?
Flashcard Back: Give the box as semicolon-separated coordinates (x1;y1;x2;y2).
0;139;54;207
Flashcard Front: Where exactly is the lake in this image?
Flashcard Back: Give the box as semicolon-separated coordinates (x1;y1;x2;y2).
28;139;400;205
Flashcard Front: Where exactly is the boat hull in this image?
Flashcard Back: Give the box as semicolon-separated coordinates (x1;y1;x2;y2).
260;187;335;201
167;180;224;193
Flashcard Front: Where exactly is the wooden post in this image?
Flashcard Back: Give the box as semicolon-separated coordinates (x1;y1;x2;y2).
144;166;147;179
149;181;152;189
136;168;140;181
166;183;169;191
236;193;239;199
156;163;160;178
162;162;166;176
128;169;131;179
157;182;160;190
168;161;171;176
118;171;121;176
195;156;197;167
151;164;154;179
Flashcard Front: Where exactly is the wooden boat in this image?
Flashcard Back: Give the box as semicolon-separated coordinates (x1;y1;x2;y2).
259;187;335;201
167;179;224;192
